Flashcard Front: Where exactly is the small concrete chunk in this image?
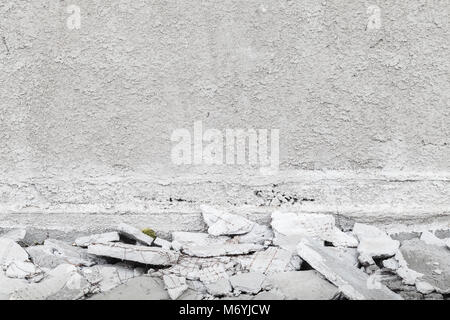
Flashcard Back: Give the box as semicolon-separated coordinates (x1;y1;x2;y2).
229;272;266;294
0;238;29;265
201;205;255;236
153;237;172;250
237;224;274;245
74;232;120;248
117;223;154;246
268;270;339;300
88;242;179;265
382;257;400;270
163;275;188;300
353;223;400;265
415;281;435;294
5;261;41;280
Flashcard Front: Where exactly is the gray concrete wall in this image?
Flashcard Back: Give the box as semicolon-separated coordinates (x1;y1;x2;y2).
0;0;449;231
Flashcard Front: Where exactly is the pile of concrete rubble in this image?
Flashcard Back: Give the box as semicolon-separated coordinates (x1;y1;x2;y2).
1;206;449;300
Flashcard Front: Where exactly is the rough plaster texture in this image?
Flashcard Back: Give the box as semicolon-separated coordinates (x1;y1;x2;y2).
0;1;449;232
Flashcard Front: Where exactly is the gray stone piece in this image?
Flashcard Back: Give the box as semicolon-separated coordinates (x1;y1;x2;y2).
88;242;179;265
268;270;339;300
297;239;402;300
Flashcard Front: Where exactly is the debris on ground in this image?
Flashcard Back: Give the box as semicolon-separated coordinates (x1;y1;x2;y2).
0;207;448;300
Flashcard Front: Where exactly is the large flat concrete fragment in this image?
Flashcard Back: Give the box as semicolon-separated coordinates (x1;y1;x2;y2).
90;276;169;300
26;239;95;268
200;205;255;236
117;223;154;246
0;238;29;265
272;211;335;239
88;242;179;265
268;271;339;300
74;232;120;248
400;239;450;294
10;264;90;300
297;239;402;300
172;231;230;247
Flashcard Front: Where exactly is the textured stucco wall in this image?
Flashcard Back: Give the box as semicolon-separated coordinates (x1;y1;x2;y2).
0;1;449;230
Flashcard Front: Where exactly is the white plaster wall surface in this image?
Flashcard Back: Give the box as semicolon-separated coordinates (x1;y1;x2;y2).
0;1;449;231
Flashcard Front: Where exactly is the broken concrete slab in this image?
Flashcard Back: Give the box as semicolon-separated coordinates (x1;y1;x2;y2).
10;264;91;300
205;277;232;296
297;239;402;300
0;238;29;265
26;239;95;268
163;275;189;300
88;242;179;265
268;270;339;300
420;231;446;247
229;272;267;294
353;223;400;265
271;211;335;240
4;261;42;280
172;231;230;247
158;256;233;283
239;246;301;275
74;232;120;248
1;229;27;243
82;263;142;292
182;243;263;258
330;247;359;267
237;224;274;245
200;205;255;236
117;223;154;246
400;239;450;293
90;276;169;300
